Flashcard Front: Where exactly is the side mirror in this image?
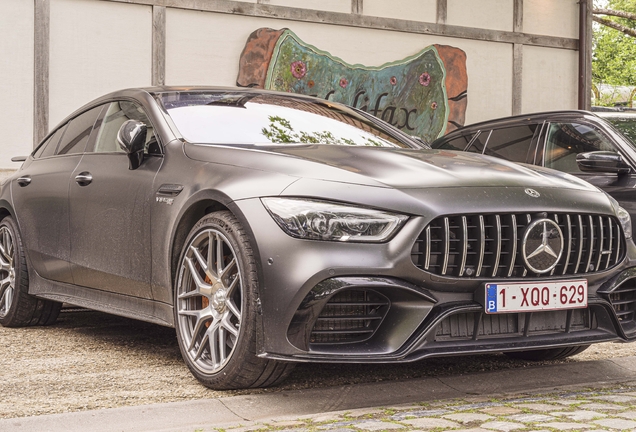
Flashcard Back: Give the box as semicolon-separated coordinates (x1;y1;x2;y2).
117;119;147;170
576;151;631;175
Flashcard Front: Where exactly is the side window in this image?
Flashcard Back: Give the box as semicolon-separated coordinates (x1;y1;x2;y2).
544;122;616;173
91;101;157;154
56;106;103;155
483;124;539;163
466;130;489;154
435;134;473;151
33;125;67;159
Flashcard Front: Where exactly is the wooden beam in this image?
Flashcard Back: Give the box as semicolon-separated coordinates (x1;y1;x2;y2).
351;0;363;15
152;6;166;86
100;0;579;50
512;0;523;115
34;0;50;147
437;0;447;25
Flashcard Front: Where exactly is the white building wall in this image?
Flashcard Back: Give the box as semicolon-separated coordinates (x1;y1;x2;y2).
49;0;152;127
447;0;514;32
0;0;34;168
522;45;579;113
524;0;580;39
363;0;437;22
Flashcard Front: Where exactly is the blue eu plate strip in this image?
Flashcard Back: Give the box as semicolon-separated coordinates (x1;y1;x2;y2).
486;284;498;313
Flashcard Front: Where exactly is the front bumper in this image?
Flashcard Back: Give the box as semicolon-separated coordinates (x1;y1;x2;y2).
233;198;636;363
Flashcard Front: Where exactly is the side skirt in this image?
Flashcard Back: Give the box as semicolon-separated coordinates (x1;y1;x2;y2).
28;271;174;327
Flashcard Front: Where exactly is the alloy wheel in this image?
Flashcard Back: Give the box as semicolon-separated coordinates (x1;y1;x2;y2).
176;228;243;374
0;226;15;318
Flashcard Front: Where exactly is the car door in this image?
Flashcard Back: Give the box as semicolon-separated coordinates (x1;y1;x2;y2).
68;100;163;299
539;121;636;232
12;105;103;284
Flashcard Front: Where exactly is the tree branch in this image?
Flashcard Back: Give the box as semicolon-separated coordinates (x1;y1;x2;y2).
594;8;636;21
593;15;636;38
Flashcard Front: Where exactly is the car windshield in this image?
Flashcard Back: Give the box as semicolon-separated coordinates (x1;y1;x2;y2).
604;116;636;148
158;92;414;148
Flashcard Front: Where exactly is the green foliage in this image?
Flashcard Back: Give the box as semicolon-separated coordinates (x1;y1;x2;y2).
593;0;636;88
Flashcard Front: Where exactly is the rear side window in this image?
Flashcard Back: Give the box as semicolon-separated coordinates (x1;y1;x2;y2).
34;125;67;159
544;122;616;173
55;106;103;155
483;124;539;163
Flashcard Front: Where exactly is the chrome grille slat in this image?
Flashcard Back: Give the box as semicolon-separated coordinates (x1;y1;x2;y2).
563;214;572;275
442;217;450;275
459;216;468;277
574;215;584;274
585;215;594;273
424;226;431;270
606;219;613;269
412;212;625;278
507;214;517;277
596;216;604;272
492;215;502;278
476;215;485;277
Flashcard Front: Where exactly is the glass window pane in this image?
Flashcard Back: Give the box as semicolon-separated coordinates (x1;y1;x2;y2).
92;101;156;154
159;92;412;148
435;134;472;151
483;124;538;163
34;125;66;159
544;122;615;173
56;106;103;155
466;130;489;154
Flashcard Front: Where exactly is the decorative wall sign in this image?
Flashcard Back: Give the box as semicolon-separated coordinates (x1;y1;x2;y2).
237;28;468;142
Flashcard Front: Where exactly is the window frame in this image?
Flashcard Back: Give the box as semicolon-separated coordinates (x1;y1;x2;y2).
537;120;626;174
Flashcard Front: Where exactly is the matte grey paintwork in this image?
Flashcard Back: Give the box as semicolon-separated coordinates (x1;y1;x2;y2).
5;88;636;362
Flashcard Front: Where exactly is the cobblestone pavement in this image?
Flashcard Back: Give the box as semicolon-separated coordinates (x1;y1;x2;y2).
217;384;636;432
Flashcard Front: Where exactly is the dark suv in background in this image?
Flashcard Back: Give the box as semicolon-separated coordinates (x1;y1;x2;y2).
431;110;636;233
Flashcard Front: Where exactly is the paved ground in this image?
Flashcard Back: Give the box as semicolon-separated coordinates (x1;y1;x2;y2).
4;308;636;421
3;355;636;431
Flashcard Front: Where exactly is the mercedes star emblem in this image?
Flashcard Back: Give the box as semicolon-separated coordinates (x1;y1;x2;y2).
525;188;540;198
522;218;564;274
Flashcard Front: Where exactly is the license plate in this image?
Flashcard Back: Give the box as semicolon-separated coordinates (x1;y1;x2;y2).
485;280;588;314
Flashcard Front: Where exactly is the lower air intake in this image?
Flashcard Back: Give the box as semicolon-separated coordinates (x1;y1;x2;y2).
310;289;389;344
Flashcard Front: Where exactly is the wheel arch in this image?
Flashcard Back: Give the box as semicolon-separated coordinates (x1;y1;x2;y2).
169;192;267;355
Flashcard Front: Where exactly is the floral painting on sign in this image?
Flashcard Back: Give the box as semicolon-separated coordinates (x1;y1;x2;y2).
237;28;468;142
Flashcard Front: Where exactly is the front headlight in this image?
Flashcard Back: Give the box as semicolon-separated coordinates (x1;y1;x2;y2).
261;198;408;242
617;206;632;238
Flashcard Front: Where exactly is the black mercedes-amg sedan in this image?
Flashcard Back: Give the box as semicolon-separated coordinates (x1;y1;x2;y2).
1;88;636;390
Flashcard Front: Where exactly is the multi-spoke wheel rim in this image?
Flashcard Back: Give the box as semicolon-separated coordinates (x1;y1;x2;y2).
176;228;242;374
0;226;15;319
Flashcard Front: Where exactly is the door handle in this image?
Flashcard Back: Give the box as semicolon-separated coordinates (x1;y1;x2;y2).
75;172;93;186
17;176;31;187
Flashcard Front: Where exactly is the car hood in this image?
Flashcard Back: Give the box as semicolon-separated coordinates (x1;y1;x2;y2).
184;143;599;192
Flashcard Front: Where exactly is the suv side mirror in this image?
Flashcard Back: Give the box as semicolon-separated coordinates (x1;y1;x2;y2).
576;151;631;175
117;119;147;170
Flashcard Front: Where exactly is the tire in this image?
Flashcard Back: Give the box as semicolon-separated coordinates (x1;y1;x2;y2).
504;345;590;361
0;216;61;327
174;211;295;389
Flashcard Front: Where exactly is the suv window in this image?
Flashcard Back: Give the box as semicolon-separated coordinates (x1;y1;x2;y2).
56;106;103;155
436;134;473;151
482;124;539;163
90;101;157;154
34;125;67;159
544;122;616;173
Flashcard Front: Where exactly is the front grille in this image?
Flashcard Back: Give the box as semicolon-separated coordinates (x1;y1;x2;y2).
310;290;389;344
608;281;636;324
412;213;625;278
435;309;594;341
